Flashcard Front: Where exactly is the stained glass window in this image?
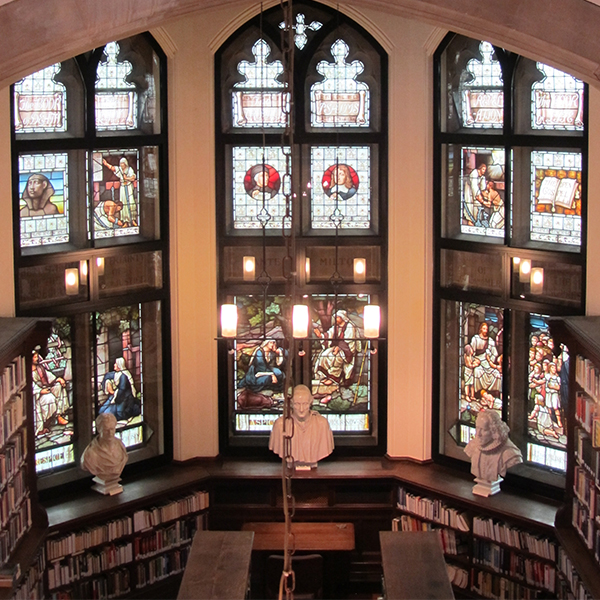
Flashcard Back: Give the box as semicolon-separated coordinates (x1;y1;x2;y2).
33;320;75;473
310;39;369;128
530;150;582;246
311;146;370;229
18;152;69;248
279;13;322;50
95;41;138;132
532;64;584;131
14;63;67;134
460;147;505;238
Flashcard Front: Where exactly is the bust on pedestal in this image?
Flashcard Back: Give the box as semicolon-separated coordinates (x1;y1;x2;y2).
81;413;128;495
269;384;334;469
464;409;523;497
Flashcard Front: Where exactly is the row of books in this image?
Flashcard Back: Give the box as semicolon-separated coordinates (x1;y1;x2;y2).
473;516;558;561
49;568;131;600
391;515;467;556
575;426;598;481
445;563;469;589
397;487;470;531
572;497;594;550
576;391;600;436
0;497;30;567
47;542;133;590
0;356;25;409
135;546;190;589
557;547;594;600
12;547;45;600
135;514;204;559
132;490;209;532
46;516;134;561
576;355;600;402
0;392;25;449
472;539;556;592
471;567;548;600
0;429;27;485
574;465;597;513
0;467;28;528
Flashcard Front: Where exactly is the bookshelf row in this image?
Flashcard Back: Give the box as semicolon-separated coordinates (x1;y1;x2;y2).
0;497;30;566
0;394;25;451
397;486;470;531
0;357;26;412
132;490;208;532
0;429;27;486
576;355;600;402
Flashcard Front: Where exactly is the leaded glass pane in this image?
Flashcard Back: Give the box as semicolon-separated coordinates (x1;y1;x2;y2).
310;294;372;432
526;315;568;469
460;42;503;129
93;149;140;238
232;146;289;230
311;146;370;229
14;63;66;134
310;39;369;128
279;13;322;50
93;305;144;447
460;146;505;237
33;319;75;473
530;150;581;246
233;39;288;128
18;152;69;248
532;64;584;131
95;41;138;132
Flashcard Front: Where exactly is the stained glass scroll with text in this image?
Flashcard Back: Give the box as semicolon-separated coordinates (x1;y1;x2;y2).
34;319;75;473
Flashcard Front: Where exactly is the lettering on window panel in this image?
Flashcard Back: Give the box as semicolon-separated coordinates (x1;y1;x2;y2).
530;150;581;246
95;41;138;131
33;320;75;473
92;149;140;238
532;63;584;131
459;303;503;443
19;153;69;248
14;63;67;134
311;146;370;230
94;305;144;446
233;40;288;128
460;147;505;238
526;316;567;472
460;42;503;129
233;146;290;230
311;40;369;128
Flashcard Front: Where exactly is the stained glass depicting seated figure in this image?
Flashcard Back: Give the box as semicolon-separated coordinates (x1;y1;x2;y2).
460;146;505;238
232;39;288;128
310;39;369;128
532;63;584;131
530;150;581;246
92;149;140;238
19;152;69;248
311;146;370;230
458;303;504;441
94;305;144;448
526;316;568;471
33;319;75;474
233;146;289;230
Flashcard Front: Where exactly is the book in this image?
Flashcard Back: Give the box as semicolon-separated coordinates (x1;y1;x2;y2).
537;176;578;210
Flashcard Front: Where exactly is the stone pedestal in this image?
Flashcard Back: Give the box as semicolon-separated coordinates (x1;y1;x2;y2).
91;476;123;495
472;476;502;497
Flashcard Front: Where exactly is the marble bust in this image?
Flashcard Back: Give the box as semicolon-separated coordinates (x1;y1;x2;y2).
464;409;523;496
269;384;334;468
81;413;128;495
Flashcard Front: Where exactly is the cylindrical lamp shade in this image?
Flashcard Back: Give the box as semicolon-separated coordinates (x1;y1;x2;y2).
364;305;380;338
293;305;309;338
530;267;544;295
221;304;238;338
79;260;88;285
305;258;311;283
243;256;255;281
519;259;531;282
353;258;366;283
96;257;105;276
65;268;79;295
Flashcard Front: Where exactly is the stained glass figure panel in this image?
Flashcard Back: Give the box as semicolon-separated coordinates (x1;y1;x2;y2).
458;303;504;434
232;146;290;230
310;39;369;128
311;146;370;230
14;63;66;134
460;147;505;238
233;39;288;128
93;305;144;447
530;150;582;246
92;149;140;238
34;319;75;473
532;64;584;131
526;316;568;465
18;152;69;248
279;13;322;50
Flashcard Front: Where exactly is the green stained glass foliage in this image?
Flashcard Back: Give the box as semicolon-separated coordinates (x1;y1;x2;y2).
34;319;75;474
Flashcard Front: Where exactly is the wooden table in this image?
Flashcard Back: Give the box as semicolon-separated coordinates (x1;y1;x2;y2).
380;531;454;599
241;521;355;551
177;530;254;599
